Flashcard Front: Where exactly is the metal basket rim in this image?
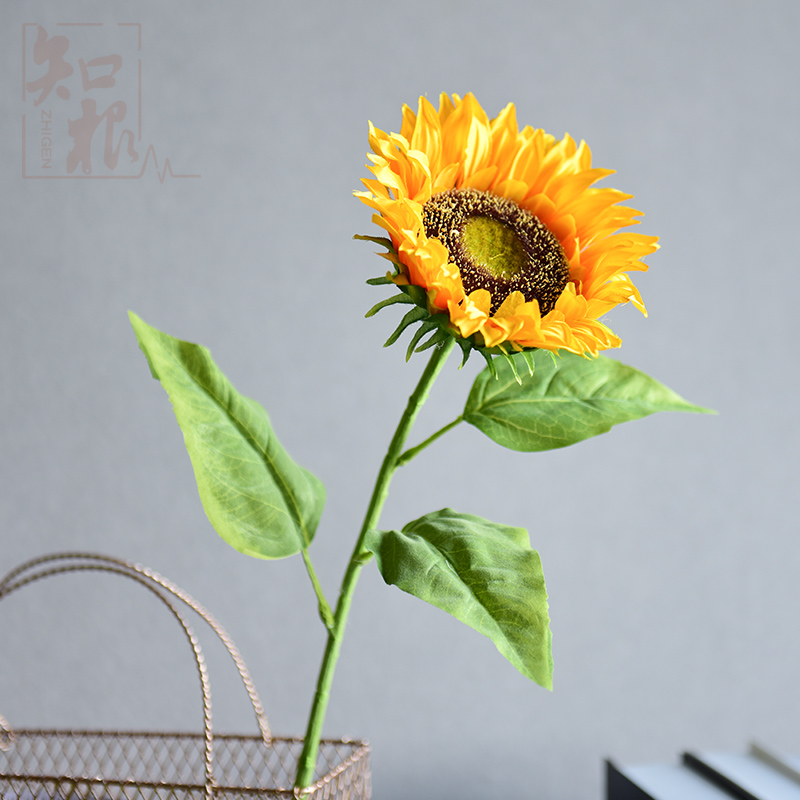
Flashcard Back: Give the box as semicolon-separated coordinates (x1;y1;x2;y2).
0;774;301;797
1;730;372;795
2;730;370;747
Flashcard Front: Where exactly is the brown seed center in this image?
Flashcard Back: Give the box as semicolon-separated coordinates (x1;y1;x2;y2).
422;188;569;315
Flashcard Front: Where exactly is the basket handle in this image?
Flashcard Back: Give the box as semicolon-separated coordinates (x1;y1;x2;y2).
0;552;272;797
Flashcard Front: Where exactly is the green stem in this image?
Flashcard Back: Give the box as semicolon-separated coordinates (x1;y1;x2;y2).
301;548;334;631
396;415;464;468
294;337;456;792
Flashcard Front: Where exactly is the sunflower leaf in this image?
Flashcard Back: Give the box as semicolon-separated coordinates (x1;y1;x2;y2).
129;312;325;559
364;508;552;689
464;350;714;452
366;275;394;286
383;306;429;348
365;292;415;318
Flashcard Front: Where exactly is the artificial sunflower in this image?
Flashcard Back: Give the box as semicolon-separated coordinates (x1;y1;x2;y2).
357;93;658;358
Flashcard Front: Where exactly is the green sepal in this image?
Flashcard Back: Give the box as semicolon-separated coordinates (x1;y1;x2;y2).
357;232;547;371
457;338;473;368
384;306;429;348
414;327;451;354
365;508;553;689
353;233;395;250
464;349;714;452
501;351;522;385
405;320;438;361
356;232;404;273
478;348;498;379
520;350;536;377
358;231;492;363
365;292;415;318
129;312;326;559
406;314;458;361
377;250;404;269
400;283;428;307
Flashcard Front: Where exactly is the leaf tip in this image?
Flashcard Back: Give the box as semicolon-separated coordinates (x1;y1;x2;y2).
128;309;145;334
694;404;717;415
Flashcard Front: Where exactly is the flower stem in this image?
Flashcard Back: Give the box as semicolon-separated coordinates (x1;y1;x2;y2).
395;415;464;468
294;337;456;792
301;548;334;631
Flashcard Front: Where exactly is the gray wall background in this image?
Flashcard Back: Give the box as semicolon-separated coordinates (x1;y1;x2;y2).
2;2;799;798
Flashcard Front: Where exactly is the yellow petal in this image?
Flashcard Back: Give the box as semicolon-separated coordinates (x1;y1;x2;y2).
361;94;657;355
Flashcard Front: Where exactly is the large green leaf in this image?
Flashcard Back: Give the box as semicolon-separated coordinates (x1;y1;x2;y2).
130;312;325;559
464;350;712;452
365;508;552;689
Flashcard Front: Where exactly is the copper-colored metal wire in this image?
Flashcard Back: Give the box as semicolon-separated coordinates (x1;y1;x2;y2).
0;714;14;752
0;553;370;799
0;553;271;745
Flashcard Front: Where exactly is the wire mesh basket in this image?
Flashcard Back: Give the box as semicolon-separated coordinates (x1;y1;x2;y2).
0;553;371;800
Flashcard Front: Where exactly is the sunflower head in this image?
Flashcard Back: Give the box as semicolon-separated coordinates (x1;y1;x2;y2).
357;93;658;366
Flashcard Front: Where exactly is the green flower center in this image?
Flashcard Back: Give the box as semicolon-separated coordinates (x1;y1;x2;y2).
422;188;570;315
